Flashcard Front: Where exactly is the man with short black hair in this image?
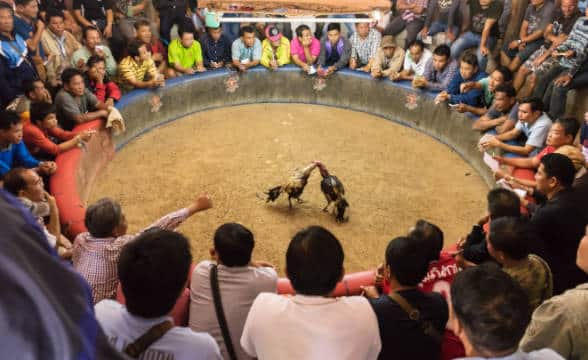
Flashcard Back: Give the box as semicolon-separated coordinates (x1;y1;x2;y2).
118;39;164;90
240;226;381;359
231;25;261;72
71;26;117;77
435;52;487;107
414;44;458;91
457;66;513;116
393;39;431;81
41;9;81;87
189;223;277;360
95;229;222;360
472;83;517;132
450;265;564;359
317;23;352;77
349;14;381;72
5;79;51;115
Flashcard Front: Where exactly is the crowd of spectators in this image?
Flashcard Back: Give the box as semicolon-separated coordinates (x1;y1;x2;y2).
2;0;588;359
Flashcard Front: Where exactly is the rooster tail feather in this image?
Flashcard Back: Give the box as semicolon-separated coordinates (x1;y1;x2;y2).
265;186;283;202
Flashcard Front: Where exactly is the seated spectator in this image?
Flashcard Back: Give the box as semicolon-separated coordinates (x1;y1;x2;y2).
39;0;81;38
290;24;320;73
450;0;503;71
530;153;588;294
0;110;56;178
189;223;278;360
456;66;513;116
458;188;521;266
371;35;405;79
240;226;381;359
471;84;517;133
487;216;553;310
55;68;112;130
581;111;588;161
317;23;352;77
362;235;448;359
520;224;588;359
118;39;165;91
200;14;231;70
73;194;212;304
382;0;427;48
413;44;457;91
450;265;564;359
3;167;72;258
0;3;38;108
261;25;290;70
393;39;431;81
494;117;580;187
85;55;121;107
419;0;460;44
41;9;80;88
72;0;112;36
435;52;486;107
513;0;582;96
349;14;381;72
134;19;169;77
480;98;552;157
71;26;117;78
500;0;555;72
168;26;205;76
231;25;261;72
95;229;222;360
6;79;52;116
24;102;93;159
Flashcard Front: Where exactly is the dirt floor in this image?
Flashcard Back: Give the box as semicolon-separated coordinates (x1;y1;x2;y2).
89;104;488;274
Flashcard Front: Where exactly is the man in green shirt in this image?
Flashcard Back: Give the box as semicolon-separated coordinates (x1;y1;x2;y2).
168;27;205;75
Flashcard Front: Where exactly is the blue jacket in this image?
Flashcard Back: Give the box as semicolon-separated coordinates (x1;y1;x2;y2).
0;33;38;108
0;141;40;176
447;70;487;107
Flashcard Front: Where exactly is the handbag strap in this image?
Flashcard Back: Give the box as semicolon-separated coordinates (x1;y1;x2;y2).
210;264;238;360
123;320;173;358
388;291;444;344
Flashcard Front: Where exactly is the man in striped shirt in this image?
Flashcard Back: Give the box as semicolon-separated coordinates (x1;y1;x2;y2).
73;193;213;304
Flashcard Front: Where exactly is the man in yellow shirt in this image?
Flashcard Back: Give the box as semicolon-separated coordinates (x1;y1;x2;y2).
117;39;164;91
168;27;206;75
261;25;290;70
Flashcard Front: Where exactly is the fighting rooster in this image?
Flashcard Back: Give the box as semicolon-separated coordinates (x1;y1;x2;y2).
264;161;318;208
316;161;349;222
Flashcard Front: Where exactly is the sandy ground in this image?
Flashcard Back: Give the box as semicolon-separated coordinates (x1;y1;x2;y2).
89;104;488;274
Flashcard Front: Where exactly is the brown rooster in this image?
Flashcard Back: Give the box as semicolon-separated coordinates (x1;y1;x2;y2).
316;161;349;222
264;162;318;208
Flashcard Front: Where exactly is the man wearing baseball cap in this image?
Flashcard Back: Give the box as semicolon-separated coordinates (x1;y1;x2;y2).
371;35;405;79
260;25;291;70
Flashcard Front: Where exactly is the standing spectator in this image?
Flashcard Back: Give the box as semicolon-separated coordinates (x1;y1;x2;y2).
260;25;290;70
530;153;588;294
41;9;81;88
413;44;458;91
71;26;117;77
480;97;552;157
520;224;588;359
450;0;502;71
419;0;460;43
240;226;381;359
199;13;231;70
72;0;113;36
455;66;513;116
371;35;405;79
168;26;206;75
349;14;381;72
73;194;213;304
435;52;487;107
54;68;111;130
383;0;427;48
450;265;564;360
134;19;169;77
317;23;352;77
95;229;222;360
0;3;38;108
189;223;278;360
393;39;431;81
118;39;165;91
231;25;261;72
290;24;320;73
500;0;555;72
362;235;448;359
85;55;121;106
153;0;188;44
0;110;56;178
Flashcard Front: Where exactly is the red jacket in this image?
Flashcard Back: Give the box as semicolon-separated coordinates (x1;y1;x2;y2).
23;122;76;157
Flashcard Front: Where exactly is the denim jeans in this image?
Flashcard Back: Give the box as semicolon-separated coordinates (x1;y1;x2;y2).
545;67;588;119
418;21;460;44
450;31;496;71
222;13;241;42
328;14;355;35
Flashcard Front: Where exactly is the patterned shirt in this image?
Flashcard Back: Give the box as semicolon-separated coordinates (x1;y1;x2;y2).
503;254;553;311
73;208;190;304
117;56;159;91
423;58;458;92
349;28;382;65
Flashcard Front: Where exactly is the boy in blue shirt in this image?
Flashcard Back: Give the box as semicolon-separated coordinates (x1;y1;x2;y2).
435;52;487;107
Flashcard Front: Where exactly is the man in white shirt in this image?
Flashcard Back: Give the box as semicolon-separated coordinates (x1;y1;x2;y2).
95;229;222;360
240;225;381;360
393;39;432;81
189;223;278;360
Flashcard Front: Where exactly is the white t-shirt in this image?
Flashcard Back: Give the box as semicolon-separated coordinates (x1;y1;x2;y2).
189;260;278;360
403;48;432;76
240;293;382;360
95;300;221;360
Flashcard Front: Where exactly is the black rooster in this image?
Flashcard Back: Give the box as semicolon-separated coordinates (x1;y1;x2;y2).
264;162;318;208
316;161;349;222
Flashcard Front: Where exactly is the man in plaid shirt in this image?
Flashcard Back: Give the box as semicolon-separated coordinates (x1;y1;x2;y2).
349;14;382;72
73;193;213;304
